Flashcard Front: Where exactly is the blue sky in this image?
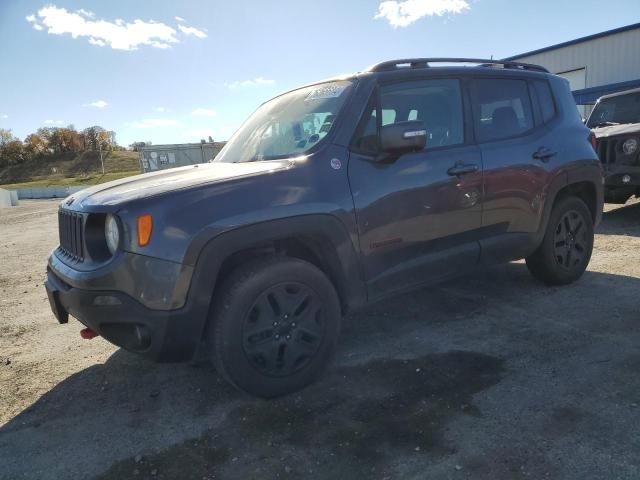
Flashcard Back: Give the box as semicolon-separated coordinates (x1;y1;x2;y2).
0;0;638;147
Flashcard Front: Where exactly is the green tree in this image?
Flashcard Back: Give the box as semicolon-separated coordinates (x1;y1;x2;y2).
0;140;27;167
24;133;48;156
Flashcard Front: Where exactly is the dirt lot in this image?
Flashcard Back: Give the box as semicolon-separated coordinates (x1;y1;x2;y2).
1;199;640;480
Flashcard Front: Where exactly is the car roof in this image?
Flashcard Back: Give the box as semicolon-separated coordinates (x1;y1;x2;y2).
597;87;640;101
364;58;549;74
264;58;552;105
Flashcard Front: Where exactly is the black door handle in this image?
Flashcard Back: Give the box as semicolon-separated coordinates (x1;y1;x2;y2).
532;147;557;161
447;164;479;176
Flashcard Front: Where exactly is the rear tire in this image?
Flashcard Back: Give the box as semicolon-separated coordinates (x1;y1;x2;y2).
526;196;594;285
209;257;341;398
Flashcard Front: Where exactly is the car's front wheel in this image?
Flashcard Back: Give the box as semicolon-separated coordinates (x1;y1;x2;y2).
526;196;594;285
209;257;342;398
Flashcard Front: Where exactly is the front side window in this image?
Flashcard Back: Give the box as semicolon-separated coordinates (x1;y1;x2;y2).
352;79;465;154
587;92;640;128
470;79;534;142
215;81;353;163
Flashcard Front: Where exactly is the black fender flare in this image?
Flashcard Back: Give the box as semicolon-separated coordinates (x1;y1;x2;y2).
536;162;603;246
181;214;367;329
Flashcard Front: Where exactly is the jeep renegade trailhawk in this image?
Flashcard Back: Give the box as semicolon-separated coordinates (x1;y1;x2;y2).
46;58;604;397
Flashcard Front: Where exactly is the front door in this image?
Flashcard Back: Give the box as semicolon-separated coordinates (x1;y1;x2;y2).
348;78;483;299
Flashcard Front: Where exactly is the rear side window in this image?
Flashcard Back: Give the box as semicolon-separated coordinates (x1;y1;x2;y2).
532;80;556;124
470;79;534;142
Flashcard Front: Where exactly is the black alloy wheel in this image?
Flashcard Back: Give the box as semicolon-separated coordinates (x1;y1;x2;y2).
242;282;325;377
526;195;594;285
553;209;589;270
209;257;341;398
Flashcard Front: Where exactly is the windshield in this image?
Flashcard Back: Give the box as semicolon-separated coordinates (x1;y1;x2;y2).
215;80;353;163
587;92;640;128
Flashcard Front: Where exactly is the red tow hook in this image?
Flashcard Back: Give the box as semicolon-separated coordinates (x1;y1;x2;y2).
80;328;98;340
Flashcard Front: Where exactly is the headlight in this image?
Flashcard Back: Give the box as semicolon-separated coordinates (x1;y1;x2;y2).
622;138;638;155
105;214;120;255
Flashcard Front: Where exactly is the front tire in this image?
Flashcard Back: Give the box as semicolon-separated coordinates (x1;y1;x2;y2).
526;196;594;285
209;257;341;398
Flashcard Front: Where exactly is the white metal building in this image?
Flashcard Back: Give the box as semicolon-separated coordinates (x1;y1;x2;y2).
505;23;640;118
138;142;225;173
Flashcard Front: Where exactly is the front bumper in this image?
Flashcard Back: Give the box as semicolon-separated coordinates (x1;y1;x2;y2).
45;267;208;362
604;165;640;188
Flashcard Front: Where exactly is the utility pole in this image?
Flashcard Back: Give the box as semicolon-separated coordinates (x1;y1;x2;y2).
99;142;105;175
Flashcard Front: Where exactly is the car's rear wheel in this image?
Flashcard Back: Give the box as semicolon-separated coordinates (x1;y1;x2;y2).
526;196;594;285
209;257;341;398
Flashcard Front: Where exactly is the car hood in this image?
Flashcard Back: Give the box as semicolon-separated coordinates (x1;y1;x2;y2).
592;123;640;139
70;160;293;209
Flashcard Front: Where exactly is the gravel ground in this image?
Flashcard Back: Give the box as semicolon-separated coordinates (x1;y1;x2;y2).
1;198;639;480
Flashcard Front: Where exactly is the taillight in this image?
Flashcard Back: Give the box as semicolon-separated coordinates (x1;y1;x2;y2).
589;132;597;151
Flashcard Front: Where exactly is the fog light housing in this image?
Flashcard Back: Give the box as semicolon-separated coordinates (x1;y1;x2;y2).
622;174;632;184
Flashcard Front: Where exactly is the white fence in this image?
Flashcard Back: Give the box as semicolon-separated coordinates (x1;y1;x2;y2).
14;186;85;200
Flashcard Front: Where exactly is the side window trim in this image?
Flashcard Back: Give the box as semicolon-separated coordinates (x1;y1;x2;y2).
349;85;380;156
461;78;476;145
528;81;544;127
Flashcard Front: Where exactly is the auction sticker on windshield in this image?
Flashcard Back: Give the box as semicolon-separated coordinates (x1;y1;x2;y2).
305;83;348;101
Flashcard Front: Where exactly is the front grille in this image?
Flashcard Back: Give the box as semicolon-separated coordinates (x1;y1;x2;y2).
597;139;613;168
58;209;85;261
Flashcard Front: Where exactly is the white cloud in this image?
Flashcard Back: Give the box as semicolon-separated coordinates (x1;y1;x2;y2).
129;118;178;129
77;9;95;18
224;77;276;89
177;24;207;39
83;100;108;108
375;0;470;27
175;16;185;22
154;106;169;112
1;114;8;119
44;119;65;125
25;5;206;50
191;108;216;117
27;14;44;30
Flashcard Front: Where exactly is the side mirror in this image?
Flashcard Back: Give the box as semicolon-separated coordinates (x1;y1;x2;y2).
379;121;427;160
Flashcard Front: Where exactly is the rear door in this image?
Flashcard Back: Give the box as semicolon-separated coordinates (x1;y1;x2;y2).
348;77;483;299
469;77;555;262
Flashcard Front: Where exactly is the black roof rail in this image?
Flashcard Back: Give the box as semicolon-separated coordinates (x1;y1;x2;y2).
366;58;549;74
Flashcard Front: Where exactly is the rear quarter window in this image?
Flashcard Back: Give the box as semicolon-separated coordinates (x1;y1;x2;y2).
532;80;556;124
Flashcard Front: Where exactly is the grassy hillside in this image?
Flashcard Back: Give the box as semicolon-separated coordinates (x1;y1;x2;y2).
0;150;140;189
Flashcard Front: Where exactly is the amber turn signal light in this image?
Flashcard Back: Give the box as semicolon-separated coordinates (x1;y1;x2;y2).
137;214;153;247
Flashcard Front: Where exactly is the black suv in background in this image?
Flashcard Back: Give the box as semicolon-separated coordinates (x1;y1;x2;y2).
45;58;603;397
587;87;640;204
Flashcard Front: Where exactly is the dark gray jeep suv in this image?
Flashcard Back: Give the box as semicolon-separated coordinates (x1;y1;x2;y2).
45;58;603;397
587;87;640;204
